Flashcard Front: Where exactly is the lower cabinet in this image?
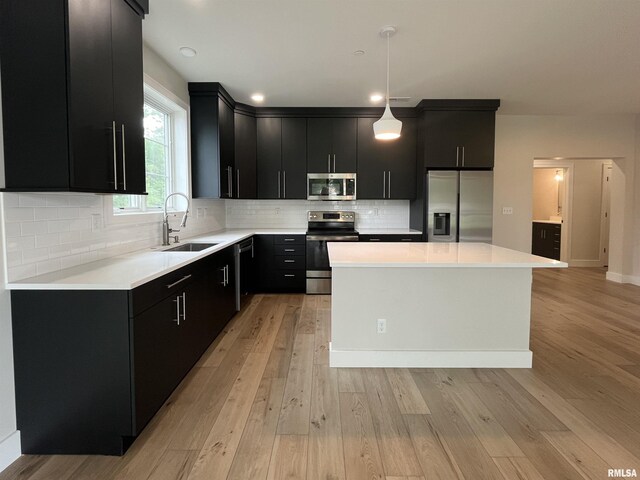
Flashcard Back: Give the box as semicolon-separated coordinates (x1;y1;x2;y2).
255;234;306;292
359;234;423;242
11;246;237;455
532;222;561;260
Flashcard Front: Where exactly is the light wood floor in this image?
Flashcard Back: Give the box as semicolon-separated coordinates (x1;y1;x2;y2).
3;267;640;479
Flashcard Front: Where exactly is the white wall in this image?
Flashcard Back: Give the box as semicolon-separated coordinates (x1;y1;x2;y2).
532;169;560;220
493;114;637;279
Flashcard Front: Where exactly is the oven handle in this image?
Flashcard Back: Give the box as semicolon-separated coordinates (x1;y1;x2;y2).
306;235;359;241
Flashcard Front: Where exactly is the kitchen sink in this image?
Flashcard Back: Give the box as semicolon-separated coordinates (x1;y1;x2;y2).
163;242;218;252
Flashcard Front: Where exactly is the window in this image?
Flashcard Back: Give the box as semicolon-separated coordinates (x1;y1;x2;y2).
111;80;189;217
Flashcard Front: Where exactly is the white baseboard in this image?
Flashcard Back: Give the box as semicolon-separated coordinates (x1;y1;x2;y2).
329;347;532;368
606;271;640;286
568;259;603;267
0;431;21;474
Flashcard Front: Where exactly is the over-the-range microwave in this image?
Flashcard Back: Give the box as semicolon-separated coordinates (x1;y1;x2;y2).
307;173;356;201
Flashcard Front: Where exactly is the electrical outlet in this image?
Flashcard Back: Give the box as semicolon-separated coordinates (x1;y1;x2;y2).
275;207;281;215
502;207;513;215
377;319;387;334
196;207;204;219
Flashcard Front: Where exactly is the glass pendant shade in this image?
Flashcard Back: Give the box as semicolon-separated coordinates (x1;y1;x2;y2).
373;104;402;140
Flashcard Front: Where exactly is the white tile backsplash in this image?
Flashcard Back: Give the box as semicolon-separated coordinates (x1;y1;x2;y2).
3;193;226;281
2;193;409;282
225;199;409;230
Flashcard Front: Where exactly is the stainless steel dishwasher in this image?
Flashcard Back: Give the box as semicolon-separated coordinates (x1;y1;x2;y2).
234;237;254;311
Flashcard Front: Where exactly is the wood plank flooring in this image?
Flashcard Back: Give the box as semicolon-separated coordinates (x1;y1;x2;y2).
3;267;640;479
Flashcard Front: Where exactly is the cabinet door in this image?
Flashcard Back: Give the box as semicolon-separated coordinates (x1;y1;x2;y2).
332;118;357;172
219;98;235;198
422;111;460;168
217;247;237;324
257;117;282;199
234;112;257;199
356;118;386;199
282;118;307;199
111;0;145;194
307;118;333;173
175;282;202;379
386;117;417;199
457;111;495;168
67;0;116;191
132;293;182;432
531;223;545;257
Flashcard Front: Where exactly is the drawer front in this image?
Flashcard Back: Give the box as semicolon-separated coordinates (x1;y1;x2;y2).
274;244;305;256
131;264;197;317
360;234;422;242
273;270;305;290
275;256;305;270
273;234;305;245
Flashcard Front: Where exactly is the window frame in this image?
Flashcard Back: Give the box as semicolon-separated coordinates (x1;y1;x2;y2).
105;75;190;226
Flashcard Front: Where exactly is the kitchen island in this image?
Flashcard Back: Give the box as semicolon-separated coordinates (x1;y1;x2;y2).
328;242;566;368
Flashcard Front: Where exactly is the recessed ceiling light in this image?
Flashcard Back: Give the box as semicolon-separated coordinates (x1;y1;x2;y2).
353;50;365;56
179;47;197;58
251;93;265;102
370;94;384;102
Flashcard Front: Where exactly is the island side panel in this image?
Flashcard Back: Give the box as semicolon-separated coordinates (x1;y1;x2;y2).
330;267;533;368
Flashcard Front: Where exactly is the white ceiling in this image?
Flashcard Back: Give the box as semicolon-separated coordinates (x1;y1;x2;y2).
142;0;640;114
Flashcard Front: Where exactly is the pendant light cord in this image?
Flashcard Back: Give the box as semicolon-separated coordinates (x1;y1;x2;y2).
386;32;390;106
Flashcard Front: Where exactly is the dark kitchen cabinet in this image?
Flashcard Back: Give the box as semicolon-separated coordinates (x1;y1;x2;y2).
0;0;145;194
234;110;257;198
11;245;239;455
357;117;417;199
359;234;423;242
307;118;357;173
189;83;236;198
419;103;498;169
255;235;306;292
257;118;307;199
532;222;561;260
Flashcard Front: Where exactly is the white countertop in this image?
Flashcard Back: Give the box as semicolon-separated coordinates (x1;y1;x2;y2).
533;220;563;225
7;229;306;291
328;242;567;268
357;228;422;235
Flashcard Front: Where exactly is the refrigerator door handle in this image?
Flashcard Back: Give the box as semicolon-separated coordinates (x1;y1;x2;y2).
456;147;459;167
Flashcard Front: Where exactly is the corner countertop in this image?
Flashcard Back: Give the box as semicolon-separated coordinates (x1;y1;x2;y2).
328;242;567;268
6;229;306;291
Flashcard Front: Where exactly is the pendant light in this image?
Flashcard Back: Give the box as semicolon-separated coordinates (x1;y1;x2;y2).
373;26;402;140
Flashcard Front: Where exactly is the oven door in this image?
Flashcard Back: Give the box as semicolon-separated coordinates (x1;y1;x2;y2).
306;234;358;294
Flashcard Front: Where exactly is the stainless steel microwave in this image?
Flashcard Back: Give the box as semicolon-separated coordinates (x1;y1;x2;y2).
307;173;356;201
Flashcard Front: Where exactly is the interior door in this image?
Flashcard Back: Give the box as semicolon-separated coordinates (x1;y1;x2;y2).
600;164;611;266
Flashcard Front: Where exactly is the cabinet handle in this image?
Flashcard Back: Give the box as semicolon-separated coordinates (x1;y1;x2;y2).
182;292;186;321
383;171;386;198
166;274;192;289
456;146;459;167
284;259;295;263
228;166;233;198
333;154;336;173
277;171;281;199
173;294;181;325
225;265;229;286
112;121;118;190
236;169;240;198
327;154;331;173
284;238;296;242
284;248;295;252
388;170;391;198
283;170;286;199
369;238;381;241
401;238;412;241
284;274;295;278
461;146;465;167
121;123;127;191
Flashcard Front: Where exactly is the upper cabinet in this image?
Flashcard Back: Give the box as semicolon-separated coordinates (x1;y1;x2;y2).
256;117;307;199
357;116;417;199
417;100;499;169
189;83;236;199
234;107;257;199
0;0;146;193
307;118;357;173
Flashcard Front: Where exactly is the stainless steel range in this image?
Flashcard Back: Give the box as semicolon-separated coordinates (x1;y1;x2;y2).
306;211;358;294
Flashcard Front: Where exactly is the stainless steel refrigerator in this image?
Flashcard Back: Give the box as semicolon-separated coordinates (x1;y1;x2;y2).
426;170;493;243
